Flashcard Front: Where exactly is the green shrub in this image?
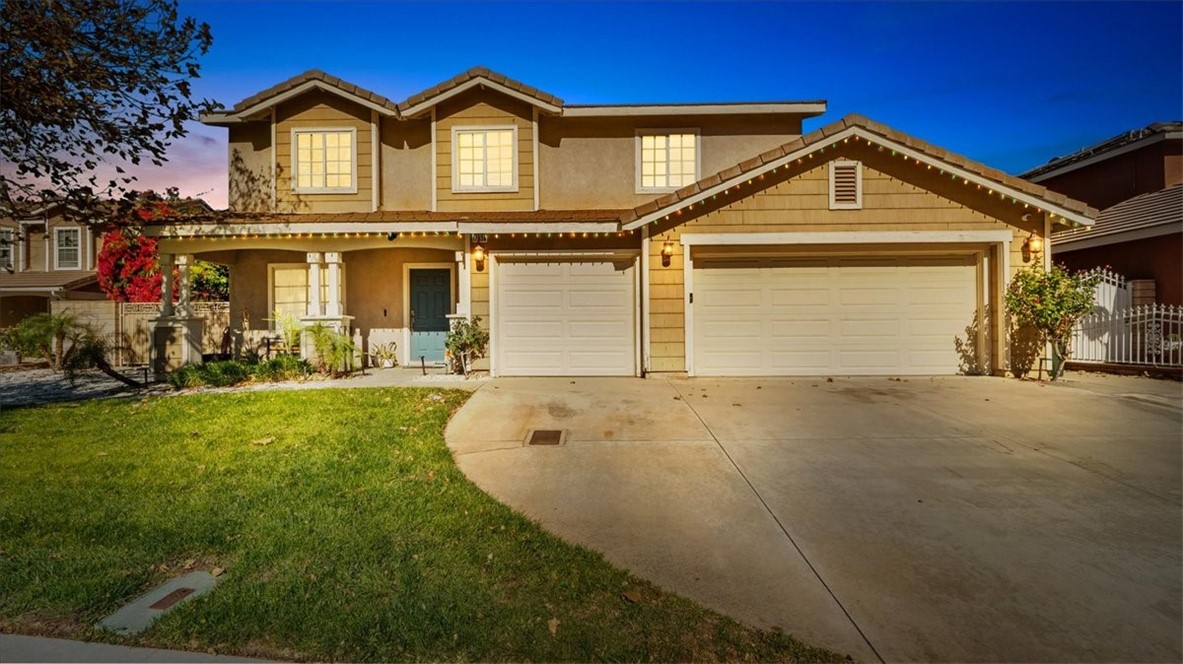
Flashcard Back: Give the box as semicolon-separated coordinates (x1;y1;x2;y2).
307;324;356;376
169;356;314;389
168;364;205;389
253;354;312;381
445;315;489;375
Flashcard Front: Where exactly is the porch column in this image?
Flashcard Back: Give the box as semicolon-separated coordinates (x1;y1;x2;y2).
160;253;176;317
306;252;322;317
175;254;193;318
324;252;342;317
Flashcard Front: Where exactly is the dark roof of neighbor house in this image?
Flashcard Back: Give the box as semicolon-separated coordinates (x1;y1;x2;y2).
230;69;402;115
144;209;629;226
621;113;1100;227
1020;121;1183;181
1052;183;1183;248
0;271;97;292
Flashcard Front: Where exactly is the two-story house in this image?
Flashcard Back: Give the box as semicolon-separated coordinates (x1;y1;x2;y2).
144;67;1098;377
1022;122;1182;305
0;202;105;327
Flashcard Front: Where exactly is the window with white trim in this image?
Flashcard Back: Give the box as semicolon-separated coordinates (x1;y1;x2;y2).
638;131;699;192
0;229;12;269
452;127;517;192
55;227;80;269
293;129;356;193
268;264;346;325
829;160;863;210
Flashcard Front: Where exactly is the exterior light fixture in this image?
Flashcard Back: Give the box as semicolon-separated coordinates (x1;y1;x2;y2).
661;241;675;267
1023;233;1044;262
472;244;486;272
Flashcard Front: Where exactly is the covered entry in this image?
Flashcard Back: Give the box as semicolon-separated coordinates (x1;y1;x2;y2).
493;254;637;376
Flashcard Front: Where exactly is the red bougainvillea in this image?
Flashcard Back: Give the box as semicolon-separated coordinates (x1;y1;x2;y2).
96;229;176;302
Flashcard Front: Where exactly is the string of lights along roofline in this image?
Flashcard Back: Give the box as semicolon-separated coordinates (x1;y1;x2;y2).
171;230;640;240
650;133;1081;228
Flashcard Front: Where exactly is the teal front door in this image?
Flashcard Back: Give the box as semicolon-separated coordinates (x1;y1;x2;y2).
409;268;451;364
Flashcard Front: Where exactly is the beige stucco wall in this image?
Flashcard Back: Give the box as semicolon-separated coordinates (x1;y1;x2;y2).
219;84;821;214
228;121;272;213
641;142;1046;376
274;90;373;213
381;119;432;210
538;115;804;209
435;90;535;212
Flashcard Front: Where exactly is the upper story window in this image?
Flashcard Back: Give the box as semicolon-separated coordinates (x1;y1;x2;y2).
0;229;13;269
637;130;699;193
452;127;517;192
293;129;356;193
55;227;80;270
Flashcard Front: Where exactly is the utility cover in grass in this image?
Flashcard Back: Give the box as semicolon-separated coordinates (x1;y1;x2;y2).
97;571;220;635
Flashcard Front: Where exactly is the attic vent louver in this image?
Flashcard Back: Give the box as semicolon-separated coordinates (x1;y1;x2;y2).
829;160;862;210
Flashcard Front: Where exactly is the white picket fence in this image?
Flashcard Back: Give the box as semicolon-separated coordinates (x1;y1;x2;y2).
1071;301;1183;368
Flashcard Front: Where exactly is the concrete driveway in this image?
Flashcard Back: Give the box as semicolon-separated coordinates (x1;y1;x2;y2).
445;375;1182;662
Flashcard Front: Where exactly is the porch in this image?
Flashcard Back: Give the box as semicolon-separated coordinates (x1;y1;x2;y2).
155;232;470;369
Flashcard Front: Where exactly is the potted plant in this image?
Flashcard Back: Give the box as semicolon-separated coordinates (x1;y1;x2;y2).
369;341;398;368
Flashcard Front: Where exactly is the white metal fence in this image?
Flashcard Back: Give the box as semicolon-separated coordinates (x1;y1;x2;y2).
1071;304;1183;367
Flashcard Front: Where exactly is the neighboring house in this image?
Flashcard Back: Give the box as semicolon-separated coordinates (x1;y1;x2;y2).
143;67;1097;377
0;202;105;327
1022;122;1182;305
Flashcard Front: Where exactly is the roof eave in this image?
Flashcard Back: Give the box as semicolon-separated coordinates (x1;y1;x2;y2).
562;102;827;118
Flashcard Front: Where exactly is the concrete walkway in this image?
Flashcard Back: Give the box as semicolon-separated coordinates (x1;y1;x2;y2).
0;634;267;663
446;374;1182;662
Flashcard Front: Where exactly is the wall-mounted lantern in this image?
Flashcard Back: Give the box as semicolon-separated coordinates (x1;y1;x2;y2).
1022;233;1044;263
472;244;486;272
661;241;675;268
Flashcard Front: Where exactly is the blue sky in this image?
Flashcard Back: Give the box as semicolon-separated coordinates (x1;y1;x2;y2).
145;1;1183;208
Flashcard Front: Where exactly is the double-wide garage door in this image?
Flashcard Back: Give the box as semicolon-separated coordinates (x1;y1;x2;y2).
692;256;977;376
495;258;636;376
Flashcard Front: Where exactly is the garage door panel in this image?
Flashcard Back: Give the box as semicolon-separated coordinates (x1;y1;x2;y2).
840;318;901;337
840;287;900;306
770;319;832;337
694;256;976;376
771;287;832;307
496;259;635;376
502;320;564;338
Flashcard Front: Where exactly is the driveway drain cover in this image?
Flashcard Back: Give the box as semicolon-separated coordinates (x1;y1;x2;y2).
526;429;565;446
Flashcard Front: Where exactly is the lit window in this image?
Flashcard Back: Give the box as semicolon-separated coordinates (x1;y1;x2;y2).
294;129;355;192
0;229;12;269
639;131;698;191
55;228;80;269
453;128;516;192
270;265;345;323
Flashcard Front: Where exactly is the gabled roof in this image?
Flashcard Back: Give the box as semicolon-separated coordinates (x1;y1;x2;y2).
621;114;1099;231
202;69;401;124
1021;121;1183;182
201;66;827;125
399;66;564;116
1052;183;1182;251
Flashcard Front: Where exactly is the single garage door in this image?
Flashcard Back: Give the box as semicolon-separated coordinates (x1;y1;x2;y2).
495;257;636;376
692;255;977;376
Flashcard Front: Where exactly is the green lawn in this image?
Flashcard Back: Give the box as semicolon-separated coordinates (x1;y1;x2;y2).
0;388;841;662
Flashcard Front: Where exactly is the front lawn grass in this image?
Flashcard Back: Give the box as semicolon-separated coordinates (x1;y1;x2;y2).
0;388;841;662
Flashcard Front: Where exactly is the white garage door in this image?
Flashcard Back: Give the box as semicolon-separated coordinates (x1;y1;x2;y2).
495;258;636;376
692;256;977;376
